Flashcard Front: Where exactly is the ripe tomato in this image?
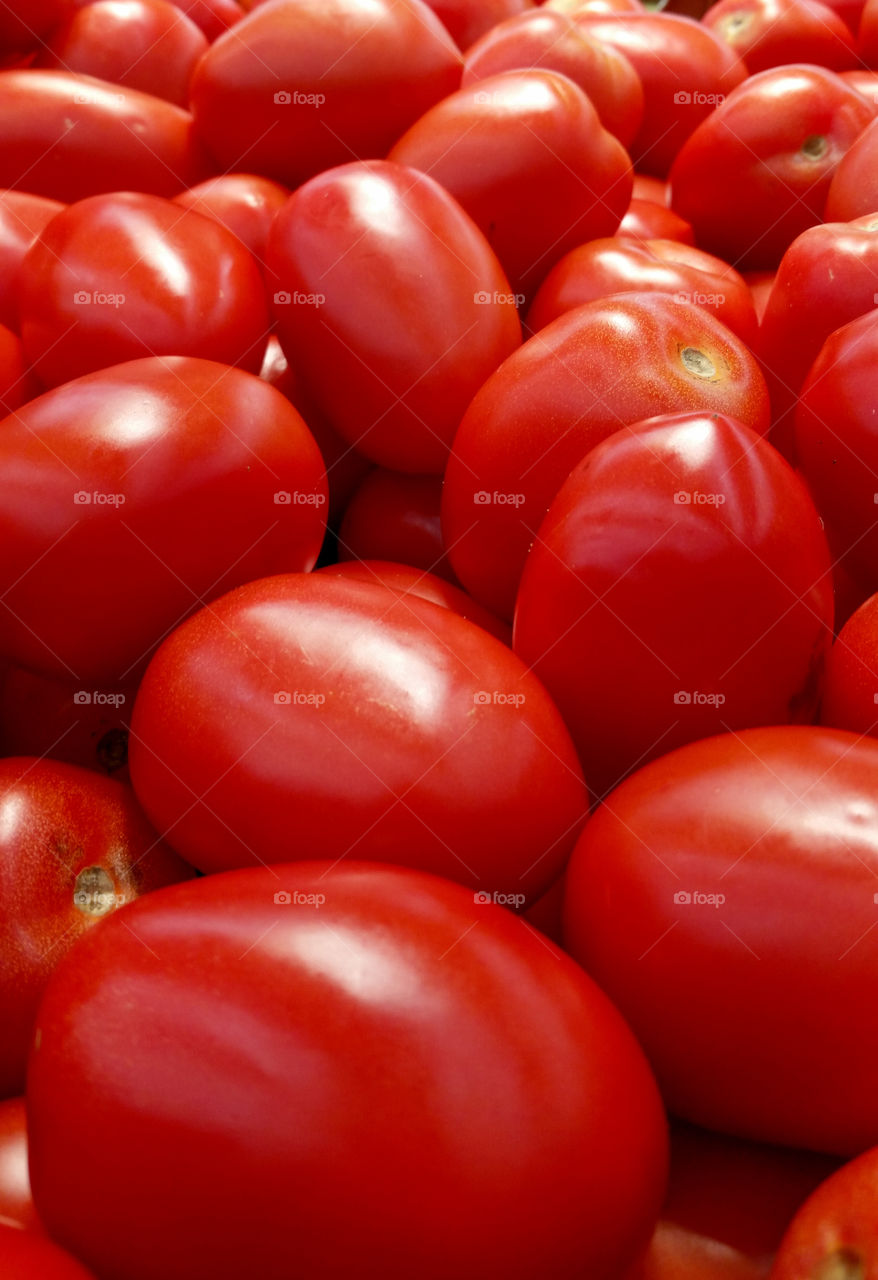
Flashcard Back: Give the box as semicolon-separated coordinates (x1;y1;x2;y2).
0;1098;40;1233
337;469;458;585
27;862;668;1280
825;115;878;219
619;198;697;244
669;65;874;268
421;0;535;49
821;593;878;735
128;574;587;898
769;1145;878;1279
20;192;269;389
0;758;193;1099
34;0;209;107
702;0;858;73
0;191;63;334
0;1224;97;1280
0;2;72;56
442;292;770;621
190;0;462;188
172;172;290;271
565;725;878;1154
267;160;521;474
460;9;645;146
859;0;878;64
0;70;209;202
513;412;833;799
0;357;327;683
388;68;632;299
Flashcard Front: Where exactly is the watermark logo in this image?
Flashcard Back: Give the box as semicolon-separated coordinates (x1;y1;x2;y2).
274;490;326;506
273;290;325;307
75;90;125;106
674;889;725;907
673;90;725;106
673;690;726;707
473;490;525;507
474;290;525;306
474;889;526;909
274;690;326;707
274;889;325;906
274;90;325;106
74;290;125;308
474;690;526;707
672;291;726;306
74;691;126;708
74;491;126;507
674;490;726;506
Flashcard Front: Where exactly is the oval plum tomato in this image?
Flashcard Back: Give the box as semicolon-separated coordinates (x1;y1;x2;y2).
27;862;668;1280
821;593;878;736
0;191;63;334
33;0;209;107
619;198;697;244
526;237;757;345
574;12;747;176
128;574;587;897
0;2;72;57
564;724;878;1154
701;0;858;74
513;412;833;799
825;116;878;219
669;66;875;269
0;1225;97;1280
840;66;878;99
189;0;461;189
0;757;193;1099
0;1098;40;1233
547;0;642;12
442;292;770;621
0;357;327;683
388;68;632;300
860;0;878;64
421;0;535;49
460;9;645;147
0;70;209;202
756;215;878;462
338;469;458;584
172;172;289;272
20;191;269;389
770;1145;878;1279
267;160;521;474
316;559;511;644
795;310;878;598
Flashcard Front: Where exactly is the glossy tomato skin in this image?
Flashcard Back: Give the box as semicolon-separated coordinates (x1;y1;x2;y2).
769;1146;878;1279
575;12;747;175
388;69;632;300
0;70;209;202
618;198;696;244
442;292;770;621
158;0;244;38
526;237;757;345
172;172;289;271
513;413;833;799
669;65;875;269
34;0;209;106
0;1224;97;1280
128;574;587;898
821;593;878;735
27;862;668;1280
190;0;462;189
565;725;878;1154
0;758;193;1099
460;9;645;146
825;115;878;219
0;357;327;683
702;0;858;73
420;0;535;49
337;468;458;584
267;160;521;474
0;191;63;334
0;1098;40;1233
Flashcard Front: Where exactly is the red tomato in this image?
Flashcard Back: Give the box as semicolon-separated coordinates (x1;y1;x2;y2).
461;9;645;146
513;412;833;799
338;469;459;585
619;198;697;244
840;66;878;99
0;1099;40;1234
442;293;770;621
190;0;462;188
20;192;269;388
770;1145;878;1279
825;115;878;218
172;172;289;271
821;593;878;735
0;70;209;202
0;1224;97;1280
0;357;327;683
702;0;858;73
860;0;878;64
267;160;521;474
128;574;588;897
0;758;193;1098
565;724;878;1154
547;0;642;12
421;0;535;49
316;559;511;645
574;12;747;175
526;237;757;345
27;862;668;1280
388;69;632;299
0;2;72;56
74;0;245;40
0;191;63;334
34;0;209;107
795;310;878;598
669;65;875;269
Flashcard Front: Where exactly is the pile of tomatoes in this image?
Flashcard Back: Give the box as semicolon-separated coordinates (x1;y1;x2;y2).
3;0;878;1276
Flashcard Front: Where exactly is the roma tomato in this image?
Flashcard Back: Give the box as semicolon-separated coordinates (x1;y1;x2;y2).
702;0;858;73
564;725;878;1154
825;115;878;219
0;191;63;334
337;469;458;584
34;0;209;107
267;160;521;474
388;69;632;300
442;292;770;621
0;1098;40;1233
27;862;668;1280
860;0;878;64
172;172;290;271
669;65;874;268
770;1145;878;1279
421;0;535;49
0;758;193;1099
0;357;327;683
513;412;833;799
0;1225;97;1280
526;237;757;345
821;593;878;735
461;9;645;147
0;70;209;202
128;574;587;898
20;192;269;388
190;0;462;188
619;198;697;244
